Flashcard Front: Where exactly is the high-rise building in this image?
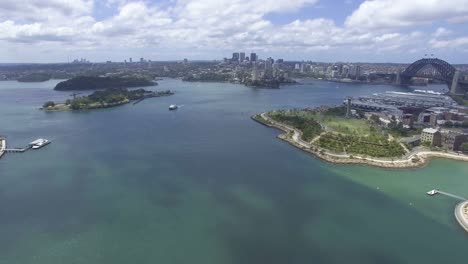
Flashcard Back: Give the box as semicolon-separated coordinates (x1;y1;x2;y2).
240;52;245;62
232;52;240;62
250;53;257;62
129;57;133;63
349;65;361;80
252;64;258;81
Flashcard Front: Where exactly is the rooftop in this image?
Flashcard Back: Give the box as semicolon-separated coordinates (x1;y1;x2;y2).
422;128;439;134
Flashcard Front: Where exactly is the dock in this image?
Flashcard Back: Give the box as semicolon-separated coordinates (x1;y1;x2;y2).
0;138;50;159
0;138;5;158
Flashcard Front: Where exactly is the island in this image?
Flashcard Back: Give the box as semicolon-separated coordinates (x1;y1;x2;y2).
253;107;468;168
54;76;156;91
18;73;51;82
41;88;174;111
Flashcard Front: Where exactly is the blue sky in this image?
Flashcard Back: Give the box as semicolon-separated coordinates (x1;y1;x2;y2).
0;0;468;63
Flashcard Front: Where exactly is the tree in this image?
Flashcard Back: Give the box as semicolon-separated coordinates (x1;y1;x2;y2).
43;101;55;108
370;115;380;124
460;142;468;152
356;109;365;119
445;121;453;127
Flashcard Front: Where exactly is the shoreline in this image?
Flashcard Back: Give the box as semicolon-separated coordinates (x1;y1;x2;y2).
455;201;468;233
252;113;468;169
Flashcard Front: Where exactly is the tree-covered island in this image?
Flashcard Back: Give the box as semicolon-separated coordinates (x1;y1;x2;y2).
41;88;174;111
54;76;156;91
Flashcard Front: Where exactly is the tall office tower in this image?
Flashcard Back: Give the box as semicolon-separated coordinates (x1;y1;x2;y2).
232;52;240;62
240;52;245;62
250;53;257;62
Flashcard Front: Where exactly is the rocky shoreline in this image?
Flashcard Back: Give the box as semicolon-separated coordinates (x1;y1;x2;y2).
252;113;468;169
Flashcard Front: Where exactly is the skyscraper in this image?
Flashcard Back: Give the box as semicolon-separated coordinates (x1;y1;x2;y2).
250;53;257;62
240;52;245;62
232;52;240;62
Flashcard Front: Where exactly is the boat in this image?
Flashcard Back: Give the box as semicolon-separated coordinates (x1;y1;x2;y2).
169;104;178;110
29;138;50;149
427;189;439;196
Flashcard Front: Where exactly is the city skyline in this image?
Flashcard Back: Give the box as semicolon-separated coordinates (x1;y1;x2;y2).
1;0;468;63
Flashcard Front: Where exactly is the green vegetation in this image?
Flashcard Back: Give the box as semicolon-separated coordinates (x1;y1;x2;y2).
386;119;422;137
182;73;230;82
316;132;405;157
18;73;51;82
42;101;55;108
460;143;468;152
54;76;156;91
267;106;406;158
269;110;323;141
444;120;468;128
44;88;173;111
450;94;468;106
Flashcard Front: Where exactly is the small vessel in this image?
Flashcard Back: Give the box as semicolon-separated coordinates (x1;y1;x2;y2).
169;104;178;110
30;138;50;149
427;189;439;196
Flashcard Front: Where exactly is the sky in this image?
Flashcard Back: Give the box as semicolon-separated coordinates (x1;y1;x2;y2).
1;0;468;63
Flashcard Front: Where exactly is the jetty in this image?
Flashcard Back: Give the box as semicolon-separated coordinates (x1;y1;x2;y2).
0;138;50;159
0;138;5;158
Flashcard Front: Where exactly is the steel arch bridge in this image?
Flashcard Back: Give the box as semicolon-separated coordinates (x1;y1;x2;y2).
400;58;456;84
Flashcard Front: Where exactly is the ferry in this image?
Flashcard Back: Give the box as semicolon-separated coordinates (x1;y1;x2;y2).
427;189;439;196
169;104;178;110
30;138;50;149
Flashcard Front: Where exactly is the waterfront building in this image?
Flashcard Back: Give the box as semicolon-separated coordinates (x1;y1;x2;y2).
421;128;441;146
349;65;361;80
441;131;468;151
402;114;415;128
252;64;258;81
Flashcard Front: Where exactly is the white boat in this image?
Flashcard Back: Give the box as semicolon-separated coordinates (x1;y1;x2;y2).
427;189;439;196
169;104;178;110
30;138;50;149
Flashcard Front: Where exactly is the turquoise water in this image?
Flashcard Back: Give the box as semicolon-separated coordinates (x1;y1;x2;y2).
0;79;466;264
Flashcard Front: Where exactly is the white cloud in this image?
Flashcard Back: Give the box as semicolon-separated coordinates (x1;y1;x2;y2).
430;37;468;49
346;0;468;29
0;0;93;22
0;0;466;62
432;27;453;38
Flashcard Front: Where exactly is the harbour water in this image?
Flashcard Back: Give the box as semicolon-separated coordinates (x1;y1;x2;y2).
0;79;467;264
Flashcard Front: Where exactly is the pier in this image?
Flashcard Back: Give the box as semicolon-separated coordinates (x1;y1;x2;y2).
0;138;5;158
0;138;50;159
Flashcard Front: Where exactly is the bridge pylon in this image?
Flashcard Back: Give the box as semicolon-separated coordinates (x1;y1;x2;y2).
450;70;462;95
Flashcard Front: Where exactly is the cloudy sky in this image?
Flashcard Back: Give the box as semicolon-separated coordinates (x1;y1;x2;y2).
1;0;468;63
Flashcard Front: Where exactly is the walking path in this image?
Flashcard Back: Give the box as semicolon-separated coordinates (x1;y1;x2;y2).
258;113;468;168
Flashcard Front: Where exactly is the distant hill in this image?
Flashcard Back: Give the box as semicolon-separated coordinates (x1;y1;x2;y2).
54;76;156;91
18;73;51;82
